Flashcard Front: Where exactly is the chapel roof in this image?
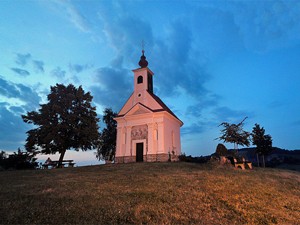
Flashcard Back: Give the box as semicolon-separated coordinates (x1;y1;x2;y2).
147;91;181;122
116;91;183;125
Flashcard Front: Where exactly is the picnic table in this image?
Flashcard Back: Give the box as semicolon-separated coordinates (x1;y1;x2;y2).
42;160;75;169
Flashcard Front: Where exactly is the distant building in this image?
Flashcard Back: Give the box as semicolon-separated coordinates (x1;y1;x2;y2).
114;50;183;163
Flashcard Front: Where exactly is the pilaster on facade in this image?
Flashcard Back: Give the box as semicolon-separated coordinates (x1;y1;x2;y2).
115;127;123;157
157;122;164;153
125;126;132;156
147;123;154;154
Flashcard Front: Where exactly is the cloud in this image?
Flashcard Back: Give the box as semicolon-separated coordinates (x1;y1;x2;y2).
9;106;25;114
0;104;30;150
183;103;254;135
149;21;211;100
0;77;21;98
228;1;300;52
11;68;30;76
90;66;131;111
181;122;209;135
190;5;243;57
51;67;66;78
212;106;253;124
0;77;42;150
15;53;31;66
69;63;91;73
66;5;90;32
13;52;45;74
0;76;41;111
53;0;90;33
98;3;154;66
16;83;41;111
186;96;219;118
33;60;44;73
168;20;192;64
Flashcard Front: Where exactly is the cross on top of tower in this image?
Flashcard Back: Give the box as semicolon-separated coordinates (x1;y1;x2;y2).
142;40;145;52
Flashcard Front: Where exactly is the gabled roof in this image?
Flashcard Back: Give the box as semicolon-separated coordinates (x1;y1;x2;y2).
116;101;153;118
147;92;182;122
116;91;183;125
124;103;153;116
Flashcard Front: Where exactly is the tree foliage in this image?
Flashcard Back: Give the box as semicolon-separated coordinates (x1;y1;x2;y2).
96;108;117;161
217;117;250;150
251;123;273;167
22;84;100;164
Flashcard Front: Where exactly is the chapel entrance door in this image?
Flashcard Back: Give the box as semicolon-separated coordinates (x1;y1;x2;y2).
136;143;144;162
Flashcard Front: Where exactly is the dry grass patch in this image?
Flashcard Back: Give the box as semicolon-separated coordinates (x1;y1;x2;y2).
0;162;299;224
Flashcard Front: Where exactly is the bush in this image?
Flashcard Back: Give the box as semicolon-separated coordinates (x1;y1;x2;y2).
179;153;209;163
215;143;228;156
0;149;38;170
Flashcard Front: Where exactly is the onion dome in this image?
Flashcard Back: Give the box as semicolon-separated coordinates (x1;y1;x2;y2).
138;50;148;68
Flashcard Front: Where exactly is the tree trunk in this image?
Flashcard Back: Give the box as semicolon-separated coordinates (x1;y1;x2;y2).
256;153;260;167
234;143;238;154
234;143;238;150
262;155;265;168
58;149;66;167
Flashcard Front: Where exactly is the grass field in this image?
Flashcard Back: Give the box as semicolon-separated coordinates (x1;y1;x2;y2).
0;162;299;224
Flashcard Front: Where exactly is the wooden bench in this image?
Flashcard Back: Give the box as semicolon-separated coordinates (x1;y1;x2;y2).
233;158;245;170
233;158;252;170
244;161;253;169
62;160;76;168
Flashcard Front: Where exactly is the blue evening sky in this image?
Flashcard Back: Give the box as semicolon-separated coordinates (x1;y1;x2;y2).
1;0;300;166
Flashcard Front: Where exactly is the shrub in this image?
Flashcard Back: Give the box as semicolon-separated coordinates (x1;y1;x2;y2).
179;153;209;163
0;149;38;170
215;143;228;156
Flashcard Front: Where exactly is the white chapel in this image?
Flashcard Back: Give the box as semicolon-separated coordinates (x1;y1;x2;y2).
114;50;183;163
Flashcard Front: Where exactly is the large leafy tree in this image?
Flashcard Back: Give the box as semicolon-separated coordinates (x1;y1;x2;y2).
251;123;273;167
217;117;250;150
96;108;117;162
22;84;100;165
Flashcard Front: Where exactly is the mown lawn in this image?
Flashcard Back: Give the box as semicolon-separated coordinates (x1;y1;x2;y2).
0;162;299;224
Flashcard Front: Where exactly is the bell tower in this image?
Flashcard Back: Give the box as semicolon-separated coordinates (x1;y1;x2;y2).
133;50;154;104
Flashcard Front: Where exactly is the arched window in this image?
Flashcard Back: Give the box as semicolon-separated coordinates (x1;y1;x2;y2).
137;75;143;84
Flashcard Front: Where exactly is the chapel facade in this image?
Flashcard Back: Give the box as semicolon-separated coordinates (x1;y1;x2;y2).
114;51;183;163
